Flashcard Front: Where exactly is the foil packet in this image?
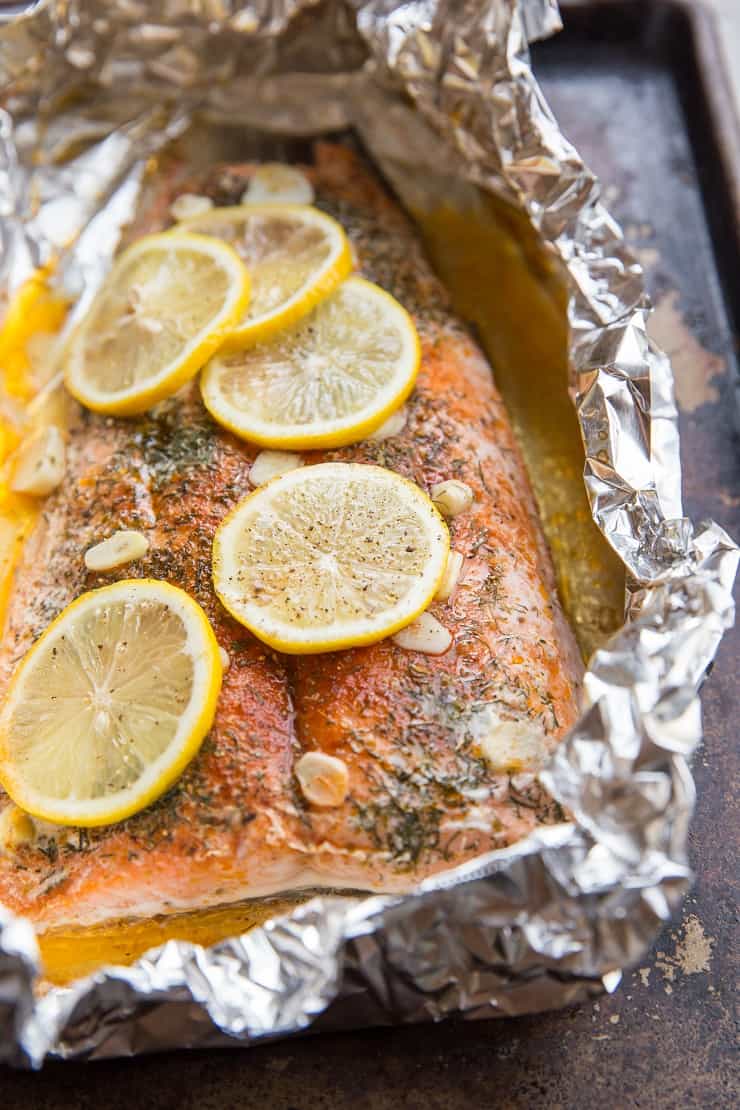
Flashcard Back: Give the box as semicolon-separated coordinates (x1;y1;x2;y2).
0;0;737;1068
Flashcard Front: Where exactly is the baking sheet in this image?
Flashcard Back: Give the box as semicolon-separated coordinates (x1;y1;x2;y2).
0;0;737;1067
1;3;738;1099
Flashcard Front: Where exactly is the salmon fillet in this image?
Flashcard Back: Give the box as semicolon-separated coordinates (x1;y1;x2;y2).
0;142;582;932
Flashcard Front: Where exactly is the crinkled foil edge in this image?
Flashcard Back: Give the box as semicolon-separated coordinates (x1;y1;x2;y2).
0;0;737;1067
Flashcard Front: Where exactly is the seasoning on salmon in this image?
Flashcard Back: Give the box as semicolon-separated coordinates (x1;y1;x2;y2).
0;143;582;932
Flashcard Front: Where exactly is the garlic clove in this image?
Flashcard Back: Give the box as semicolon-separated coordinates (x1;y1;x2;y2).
0;805;36;853
295;751;349;807
170;193;214;221
392;611;452;654
435;550;463;601
367;405;407;442
84;529;150;572
26;331;60;388
219;646;231;671
430;479;474;518
468;705;548;773
242;164;314;206
10;425;66;497
249;449;304;487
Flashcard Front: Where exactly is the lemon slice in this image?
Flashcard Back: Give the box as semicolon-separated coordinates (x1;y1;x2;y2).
0;580;222;826
212;462;449;654
174;204;352;347
64;233;250;415
201;276;420;450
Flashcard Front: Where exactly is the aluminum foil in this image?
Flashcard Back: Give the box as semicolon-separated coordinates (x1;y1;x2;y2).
0;0;737;1068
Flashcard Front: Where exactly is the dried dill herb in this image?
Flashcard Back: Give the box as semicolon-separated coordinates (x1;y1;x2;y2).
354;797;444;866
127;407;217;492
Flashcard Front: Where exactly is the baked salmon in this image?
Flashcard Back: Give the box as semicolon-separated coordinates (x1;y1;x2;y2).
0;142;582;932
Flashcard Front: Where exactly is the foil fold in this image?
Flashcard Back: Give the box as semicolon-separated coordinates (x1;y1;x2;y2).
0;0;737;1066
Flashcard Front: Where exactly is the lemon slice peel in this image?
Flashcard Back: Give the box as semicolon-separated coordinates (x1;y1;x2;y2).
64;232;251;416
201;276;420;451
0;579;222;827
171;204;352;348
212;462;449;655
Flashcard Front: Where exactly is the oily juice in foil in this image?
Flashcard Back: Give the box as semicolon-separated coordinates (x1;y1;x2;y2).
414;195;626;657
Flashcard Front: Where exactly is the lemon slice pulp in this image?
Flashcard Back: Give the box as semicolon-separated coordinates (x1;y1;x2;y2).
201;276;420;450
64;232;250;415
0;580;222;826
174;204;352;347
212;462;449;654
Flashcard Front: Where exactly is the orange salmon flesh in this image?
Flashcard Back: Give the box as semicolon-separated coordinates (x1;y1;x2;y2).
0;143;582;932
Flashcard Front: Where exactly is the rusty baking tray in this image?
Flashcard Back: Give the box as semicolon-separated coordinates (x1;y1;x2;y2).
533;0;740;442
0;0;738;1098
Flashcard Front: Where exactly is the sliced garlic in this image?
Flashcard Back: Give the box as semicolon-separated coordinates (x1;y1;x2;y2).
242;164;314;206
392;611;452;655
219;646;231;671
10;425;66;497
170;192;214;221
431;479;474;518
469;706;547;773
84;529;149;572
26;331;60;387
249;449;304;487
0;805;36;853
367;405;407;442
435;550;463;601
295;751;349;807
